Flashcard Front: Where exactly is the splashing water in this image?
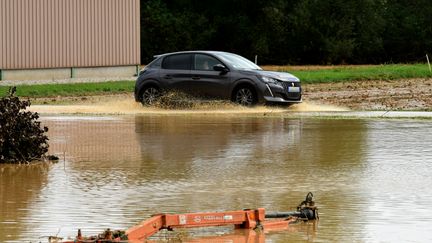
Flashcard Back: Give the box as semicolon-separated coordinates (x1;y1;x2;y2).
28;93;348;115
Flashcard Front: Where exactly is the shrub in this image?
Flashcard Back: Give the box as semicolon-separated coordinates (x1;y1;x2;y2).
0;87;50;163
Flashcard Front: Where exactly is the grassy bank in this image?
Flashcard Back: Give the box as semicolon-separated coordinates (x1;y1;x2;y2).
263;63;432;83
0;81;135;97
0;64;430;98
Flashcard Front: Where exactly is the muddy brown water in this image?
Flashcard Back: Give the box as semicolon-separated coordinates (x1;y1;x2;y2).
1;115;432;242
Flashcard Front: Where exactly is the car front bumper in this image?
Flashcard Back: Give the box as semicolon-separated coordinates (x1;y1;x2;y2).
263;96;302;103
262;82;302;103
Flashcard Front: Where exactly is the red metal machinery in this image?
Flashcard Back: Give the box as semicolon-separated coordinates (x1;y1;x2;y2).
57;192;318;243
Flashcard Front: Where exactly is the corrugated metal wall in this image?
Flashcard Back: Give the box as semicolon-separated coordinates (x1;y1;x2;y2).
0;0;140;69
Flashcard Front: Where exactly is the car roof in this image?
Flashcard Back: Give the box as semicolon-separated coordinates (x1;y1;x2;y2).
153;50;231;58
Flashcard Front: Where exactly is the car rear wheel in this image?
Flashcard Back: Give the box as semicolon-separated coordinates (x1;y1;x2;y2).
234;87;257;106
141;86;160;105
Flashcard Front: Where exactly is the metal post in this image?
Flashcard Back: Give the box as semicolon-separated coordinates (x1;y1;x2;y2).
427;54;431;73
0;69;2;81
70;67;75;78
136;65;139;76
255;55;258;65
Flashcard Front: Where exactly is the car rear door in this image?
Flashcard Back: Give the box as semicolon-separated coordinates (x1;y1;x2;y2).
159;53;193;93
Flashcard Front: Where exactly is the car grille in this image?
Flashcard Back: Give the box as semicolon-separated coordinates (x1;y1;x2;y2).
278;81;301;99
279;81;301;89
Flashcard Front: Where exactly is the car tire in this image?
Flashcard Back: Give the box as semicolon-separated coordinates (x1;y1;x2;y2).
140;86;161;105
233;86;257;106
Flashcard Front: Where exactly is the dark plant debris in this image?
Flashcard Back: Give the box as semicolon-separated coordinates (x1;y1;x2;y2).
0;87;56;163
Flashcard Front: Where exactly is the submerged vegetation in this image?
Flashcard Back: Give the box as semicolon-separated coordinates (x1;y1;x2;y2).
0;88;53;163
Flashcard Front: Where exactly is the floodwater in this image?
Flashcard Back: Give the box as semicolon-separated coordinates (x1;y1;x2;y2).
1;115;432;242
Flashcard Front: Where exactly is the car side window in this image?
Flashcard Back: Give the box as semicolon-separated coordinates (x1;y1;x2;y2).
148;57;162;68
162;54;192;70
194;54;222;71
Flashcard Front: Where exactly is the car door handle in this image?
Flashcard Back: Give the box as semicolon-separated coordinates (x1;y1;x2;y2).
192;76;200;80
164;75;172;79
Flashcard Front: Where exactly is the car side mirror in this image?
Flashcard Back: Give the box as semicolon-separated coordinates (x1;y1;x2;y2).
213;64;229;73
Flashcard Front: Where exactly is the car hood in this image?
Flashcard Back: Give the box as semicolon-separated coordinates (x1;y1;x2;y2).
240;70;300;82
259;70;300;82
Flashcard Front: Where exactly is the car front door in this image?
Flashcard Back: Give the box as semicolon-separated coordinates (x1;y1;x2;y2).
191;54;231;99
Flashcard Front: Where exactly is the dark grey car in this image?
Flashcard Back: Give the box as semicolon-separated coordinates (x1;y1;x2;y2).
134;51;302;106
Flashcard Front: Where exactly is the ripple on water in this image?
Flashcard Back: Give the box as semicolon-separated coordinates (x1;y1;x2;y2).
1;116;432;242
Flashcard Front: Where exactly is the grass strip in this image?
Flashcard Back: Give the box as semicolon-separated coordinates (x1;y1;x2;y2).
267;64;432;83
1;64;431;98
0;81;135;98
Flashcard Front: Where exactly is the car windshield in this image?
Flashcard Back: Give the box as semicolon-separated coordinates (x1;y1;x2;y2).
215;52;262;70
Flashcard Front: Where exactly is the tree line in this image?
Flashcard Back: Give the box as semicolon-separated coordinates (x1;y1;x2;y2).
140;0;432;65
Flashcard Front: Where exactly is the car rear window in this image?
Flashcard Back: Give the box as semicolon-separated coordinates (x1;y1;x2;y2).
148;57;162;68
162;54;192;70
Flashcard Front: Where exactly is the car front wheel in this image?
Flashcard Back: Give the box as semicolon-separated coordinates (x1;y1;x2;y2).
234;87;257;106
140;86;160;105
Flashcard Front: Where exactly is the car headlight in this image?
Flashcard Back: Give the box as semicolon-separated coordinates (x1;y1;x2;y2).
259;76;283;87
259;76;277;83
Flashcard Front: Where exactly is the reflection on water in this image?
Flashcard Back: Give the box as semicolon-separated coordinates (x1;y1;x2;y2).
0;163;51;242
1;115;432;242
